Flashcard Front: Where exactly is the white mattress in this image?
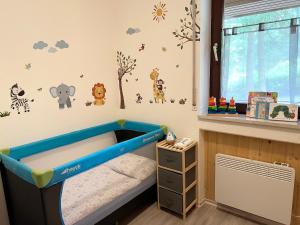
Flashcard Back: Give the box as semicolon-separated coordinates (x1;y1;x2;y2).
61;165;141;225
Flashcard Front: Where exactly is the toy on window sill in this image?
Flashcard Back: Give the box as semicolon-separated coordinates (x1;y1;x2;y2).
218;97;227;113
166;130;177;145
228;97;237;114
208;96;218;113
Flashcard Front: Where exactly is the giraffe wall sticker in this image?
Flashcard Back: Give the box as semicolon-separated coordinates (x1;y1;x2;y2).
150;68;166;104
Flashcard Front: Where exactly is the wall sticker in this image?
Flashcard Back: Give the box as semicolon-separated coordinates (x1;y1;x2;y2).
92;83;106;106
179;98;187;105
55;40;69;49
49;84;76;109
139;44;145;52
117;51;137;109
10;84;34;114
170;98;175;103
48;47;58;53
33;41;48;50
150;68;166;104
80;74;84;79
162;47;167;52
37;88;43;92
173;2;200;49
85;101;93;107
126;27;141;35
0;111;11;118
136;93;143;104
152;1;167;23
25;63;31;70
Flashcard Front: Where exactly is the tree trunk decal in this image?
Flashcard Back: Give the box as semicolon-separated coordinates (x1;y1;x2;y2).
117;51;137;109
173;1;200;49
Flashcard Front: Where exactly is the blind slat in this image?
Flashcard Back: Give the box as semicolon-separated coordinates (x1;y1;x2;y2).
225;0;300;18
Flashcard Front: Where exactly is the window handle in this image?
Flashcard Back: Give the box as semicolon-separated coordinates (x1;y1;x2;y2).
213;43;219;62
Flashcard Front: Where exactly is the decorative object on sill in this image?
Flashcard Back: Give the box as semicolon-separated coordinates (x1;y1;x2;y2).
255;101;270;120
166;130;177;145
92;83;106;106
247;92;278;117
228;97;237;114
208;96;217;113
10;84;34;114
218;97;227;113
268;103;298;122
0;111;10;118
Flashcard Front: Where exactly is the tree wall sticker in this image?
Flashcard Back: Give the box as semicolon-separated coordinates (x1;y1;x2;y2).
173;1;200;49
117;51;137;109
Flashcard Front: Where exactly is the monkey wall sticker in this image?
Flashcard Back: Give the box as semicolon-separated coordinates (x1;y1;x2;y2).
150;68;166;104
10;84;34;114
92;83;106;106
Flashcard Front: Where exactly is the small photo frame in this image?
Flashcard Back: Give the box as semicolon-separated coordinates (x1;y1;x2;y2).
255;101;270;120
268;103;298;122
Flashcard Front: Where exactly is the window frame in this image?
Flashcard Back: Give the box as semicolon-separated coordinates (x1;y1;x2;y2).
209;0;300;118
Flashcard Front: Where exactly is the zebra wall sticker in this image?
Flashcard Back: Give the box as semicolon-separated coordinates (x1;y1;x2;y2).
10;84;34;114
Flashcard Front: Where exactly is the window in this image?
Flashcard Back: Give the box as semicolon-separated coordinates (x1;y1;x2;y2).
210;0;300;115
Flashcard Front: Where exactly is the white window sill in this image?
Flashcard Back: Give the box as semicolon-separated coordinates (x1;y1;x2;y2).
198;114;300;144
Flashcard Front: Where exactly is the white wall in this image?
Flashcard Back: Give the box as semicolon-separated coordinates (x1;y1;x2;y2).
0;1;117;224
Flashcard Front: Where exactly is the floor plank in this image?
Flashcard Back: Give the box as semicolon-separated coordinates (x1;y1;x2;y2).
126;203;260;225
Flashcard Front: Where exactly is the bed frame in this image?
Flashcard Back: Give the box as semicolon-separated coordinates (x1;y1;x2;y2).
0;120;167;225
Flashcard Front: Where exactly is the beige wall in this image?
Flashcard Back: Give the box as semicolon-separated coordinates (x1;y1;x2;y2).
0;1;118;224
0;1;209;224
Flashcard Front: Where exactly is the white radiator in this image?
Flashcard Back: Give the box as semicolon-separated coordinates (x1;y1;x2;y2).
215;154;295;225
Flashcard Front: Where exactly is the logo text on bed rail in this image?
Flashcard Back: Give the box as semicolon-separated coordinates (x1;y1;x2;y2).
61;164;81;175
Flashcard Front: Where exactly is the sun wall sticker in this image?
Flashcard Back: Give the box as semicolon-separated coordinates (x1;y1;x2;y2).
152;1;167;23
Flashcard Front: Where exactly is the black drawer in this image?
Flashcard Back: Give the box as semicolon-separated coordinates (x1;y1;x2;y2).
185;146;196;168
185;166;196;188
186;186;196;207
158;148;182;171
158;168;183;193
159;187;183;214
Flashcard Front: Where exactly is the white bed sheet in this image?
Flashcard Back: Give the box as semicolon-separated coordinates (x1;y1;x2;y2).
61;164;141;225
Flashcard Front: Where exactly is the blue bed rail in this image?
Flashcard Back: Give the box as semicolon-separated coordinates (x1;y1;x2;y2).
0;120;167;188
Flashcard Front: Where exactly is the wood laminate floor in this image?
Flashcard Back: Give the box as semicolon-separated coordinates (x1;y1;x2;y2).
126;203;260;225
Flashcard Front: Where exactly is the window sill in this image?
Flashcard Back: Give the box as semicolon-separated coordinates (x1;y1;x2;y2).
198;114;300;144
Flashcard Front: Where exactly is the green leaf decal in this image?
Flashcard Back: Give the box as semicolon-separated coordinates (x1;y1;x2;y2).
117;119;126;128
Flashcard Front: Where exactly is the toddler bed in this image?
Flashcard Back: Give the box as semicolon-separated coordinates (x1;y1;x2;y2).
0;120;167;225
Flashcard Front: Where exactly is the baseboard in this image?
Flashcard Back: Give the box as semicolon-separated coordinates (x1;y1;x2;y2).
200;200;284;225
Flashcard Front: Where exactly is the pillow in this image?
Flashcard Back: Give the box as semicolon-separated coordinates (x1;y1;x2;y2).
105;153;156;181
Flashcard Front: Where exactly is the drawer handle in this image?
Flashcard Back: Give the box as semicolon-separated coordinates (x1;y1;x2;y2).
166;179;173;184
166;159;175;163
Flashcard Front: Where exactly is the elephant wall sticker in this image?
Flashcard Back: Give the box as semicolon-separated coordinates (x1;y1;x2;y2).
50;84;76;109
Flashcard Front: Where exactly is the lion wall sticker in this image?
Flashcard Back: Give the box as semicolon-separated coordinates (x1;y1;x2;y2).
10;84;34;114
92;83;106;106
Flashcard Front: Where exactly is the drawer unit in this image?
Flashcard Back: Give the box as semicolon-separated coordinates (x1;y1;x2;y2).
156;140;198;219
158;148;182;171
159;187;183;214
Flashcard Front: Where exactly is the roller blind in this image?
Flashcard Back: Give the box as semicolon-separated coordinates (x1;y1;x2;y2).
225;0;300;18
